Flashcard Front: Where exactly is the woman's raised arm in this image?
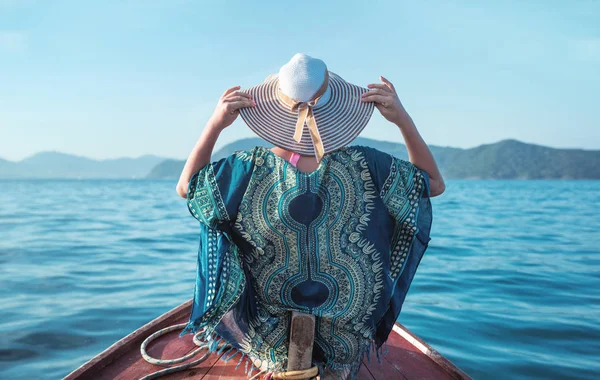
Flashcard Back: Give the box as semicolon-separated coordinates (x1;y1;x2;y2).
176;85;256;198
361;76;445;197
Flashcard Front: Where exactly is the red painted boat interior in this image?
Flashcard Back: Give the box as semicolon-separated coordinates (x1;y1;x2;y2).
65;301;470;380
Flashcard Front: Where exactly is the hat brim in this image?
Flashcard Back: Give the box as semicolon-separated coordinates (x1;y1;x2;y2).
239;71;374;156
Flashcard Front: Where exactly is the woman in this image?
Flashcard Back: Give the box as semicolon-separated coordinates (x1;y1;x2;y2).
176;54;444;379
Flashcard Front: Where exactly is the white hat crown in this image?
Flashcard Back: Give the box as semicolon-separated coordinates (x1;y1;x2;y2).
278;53;328;102
239;53;374;162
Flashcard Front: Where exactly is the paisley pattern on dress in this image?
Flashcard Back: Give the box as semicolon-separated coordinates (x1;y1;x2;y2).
381;156;428;280
181;145;432;379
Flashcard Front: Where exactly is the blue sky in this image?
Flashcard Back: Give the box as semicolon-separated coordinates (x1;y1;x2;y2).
1;0;598;161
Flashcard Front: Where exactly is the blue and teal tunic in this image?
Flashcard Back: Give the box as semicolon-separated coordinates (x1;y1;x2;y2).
180;145;432;378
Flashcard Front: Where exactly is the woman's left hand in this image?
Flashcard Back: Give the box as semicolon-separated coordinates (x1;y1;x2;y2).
208;85;256;131
361;76;409;126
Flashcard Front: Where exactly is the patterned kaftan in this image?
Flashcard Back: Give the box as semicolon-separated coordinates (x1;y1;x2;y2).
180;145;432;378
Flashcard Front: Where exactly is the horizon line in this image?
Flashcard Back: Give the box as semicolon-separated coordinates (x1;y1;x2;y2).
1;137;598;163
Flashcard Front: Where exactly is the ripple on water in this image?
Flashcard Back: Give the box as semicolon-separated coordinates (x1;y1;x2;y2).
15;331;98;350
0;349;40;362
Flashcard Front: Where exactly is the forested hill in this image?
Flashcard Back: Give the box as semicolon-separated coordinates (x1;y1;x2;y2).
0;152;165;179
146;138;600;180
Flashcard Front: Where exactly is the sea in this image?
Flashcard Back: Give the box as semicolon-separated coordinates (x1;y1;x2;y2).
0;179;598;379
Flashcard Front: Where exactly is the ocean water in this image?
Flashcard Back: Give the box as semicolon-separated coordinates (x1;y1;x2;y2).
0;179;598;380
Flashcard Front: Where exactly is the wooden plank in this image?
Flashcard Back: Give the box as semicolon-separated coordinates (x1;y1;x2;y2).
363;354;407;380
158;350;228;380
200;353;256;380
357;363;376;380
287;312;315;374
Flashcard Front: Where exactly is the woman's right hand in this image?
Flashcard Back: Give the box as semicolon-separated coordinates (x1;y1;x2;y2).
208;85;256;131
361;76;409;126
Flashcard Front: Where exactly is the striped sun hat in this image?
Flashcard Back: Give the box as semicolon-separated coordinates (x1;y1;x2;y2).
239;53;375;163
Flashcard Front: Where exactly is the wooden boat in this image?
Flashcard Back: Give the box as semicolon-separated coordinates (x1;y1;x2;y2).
65;300;471;380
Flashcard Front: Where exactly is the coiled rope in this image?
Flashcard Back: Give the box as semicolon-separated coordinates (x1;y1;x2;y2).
139;323;319;380
139;323;213;380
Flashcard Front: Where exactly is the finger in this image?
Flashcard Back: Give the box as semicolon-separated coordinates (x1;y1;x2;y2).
374;102;393;113
379;76;396;92
361;94;388;104
366;83;392;93
222;85;241;98
362;89;391;98
225;100;255;112
225;96;255;104
225;91;252;100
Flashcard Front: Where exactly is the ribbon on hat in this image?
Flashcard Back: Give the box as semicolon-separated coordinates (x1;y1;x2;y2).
277;71;330;163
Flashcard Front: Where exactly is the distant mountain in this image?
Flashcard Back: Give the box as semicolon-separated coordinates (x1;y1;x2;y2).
146;137;600;180
147;138;271;179
435;139;599;179
0;157;19;178
146;159;188;181
3;139;598;179
0;151;166;179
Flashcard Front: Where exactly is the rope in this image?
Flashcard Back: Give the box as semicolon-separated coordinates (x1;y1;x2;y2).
270;366;319;379
139;323;218;380
139;323;319;380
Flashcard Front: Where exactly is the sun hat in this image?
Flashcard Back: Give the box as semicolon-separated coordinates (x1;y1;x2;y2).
238;53;375;163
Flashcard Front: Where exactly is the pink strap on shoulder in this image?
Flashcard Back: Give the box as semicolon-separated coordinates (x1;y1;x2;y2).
289;152;301;167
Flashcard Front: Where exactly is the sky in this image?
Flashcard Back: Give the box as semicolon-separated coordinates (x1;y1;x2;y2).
1;0;599;161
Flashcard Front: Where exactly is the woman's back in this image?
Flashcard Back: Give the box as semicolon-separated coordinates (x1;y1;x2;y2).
184;144;433;375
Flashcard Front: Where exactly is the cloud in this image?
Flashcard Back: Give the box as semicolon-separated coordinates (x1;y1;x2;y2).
0;31;28;51
572;38;600;63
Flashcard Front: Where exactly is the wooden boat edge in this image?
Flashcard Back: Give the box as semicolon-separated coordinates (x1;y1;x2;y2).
392;323;470;379
64;299;470;379
64;300;193;379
